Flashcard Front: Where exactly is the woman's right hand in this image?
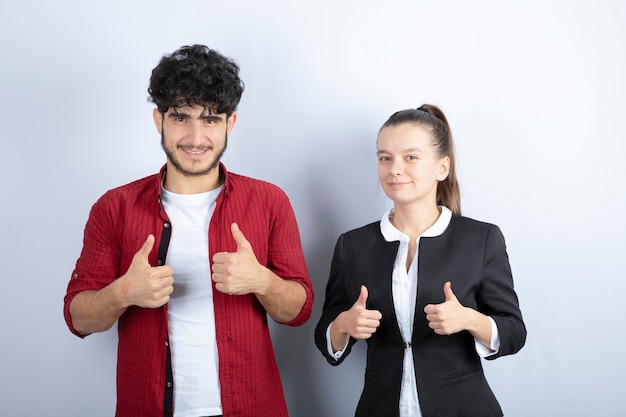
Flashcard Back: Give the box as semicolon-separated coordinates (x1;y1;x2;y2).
329;285;382;352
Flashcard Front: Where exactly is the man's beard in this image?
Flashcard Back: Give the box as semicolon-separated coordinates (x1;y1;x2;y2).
161;132;228;177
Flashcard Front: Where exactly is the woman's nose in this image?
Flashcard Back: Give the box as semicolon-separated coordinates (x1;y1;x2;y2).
391;161;403;176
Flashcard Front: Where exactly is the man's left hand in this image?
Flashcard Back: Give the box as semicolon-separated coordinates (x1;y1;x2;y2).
211;222;268;295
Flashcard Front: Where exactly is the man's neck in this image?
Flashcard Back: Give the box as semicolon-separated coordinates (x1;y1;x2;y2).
162;165;223;194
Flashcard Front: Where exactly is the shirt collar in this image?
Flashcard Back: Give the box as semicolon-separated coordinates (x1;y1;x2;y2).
380;206;453;243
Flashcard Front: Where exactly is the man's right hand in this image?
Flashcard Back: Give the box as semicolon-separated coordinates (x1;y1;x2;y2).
69;235;174;335
118;235;174;308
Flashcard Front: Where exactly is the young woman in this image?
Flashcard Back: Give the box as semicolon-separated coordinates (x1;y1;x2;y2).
314;104;526;417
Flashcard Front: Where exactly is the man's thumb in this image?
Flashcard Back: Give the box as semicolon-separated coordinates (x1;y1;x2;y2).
136;235;155;262
231;222;251;250
356;285;368;308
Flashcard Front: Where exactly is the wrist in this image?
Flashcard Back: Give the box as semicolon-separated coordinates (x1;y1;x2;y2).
256;267;277;296
332;312;349;335
330;319;349;351
466;308;491;342
110;275;132;309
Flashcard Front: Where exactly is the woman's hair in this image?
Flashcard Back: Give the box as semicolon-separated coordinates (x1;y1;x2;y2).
379;104;461;215
148;44;245;116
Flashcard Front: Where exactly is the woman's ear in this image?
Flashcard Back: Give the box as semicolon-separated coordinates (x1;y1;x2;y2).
438;156;450;181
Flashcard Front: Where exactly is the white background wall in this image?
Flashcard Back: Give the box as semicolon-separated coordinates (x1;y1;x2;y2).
1;1;625;415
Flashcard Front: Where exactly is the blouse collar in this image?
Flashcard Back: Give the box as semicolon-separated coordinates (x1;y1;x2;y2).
380;206;452;243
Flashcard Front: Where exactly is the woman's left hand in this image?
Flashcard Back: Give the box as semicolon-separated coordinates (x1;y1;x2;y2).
424;281;471;335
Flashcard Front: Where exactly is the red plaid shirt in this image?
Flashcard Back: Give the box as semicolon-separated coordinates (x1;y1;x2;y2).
64;163;313;417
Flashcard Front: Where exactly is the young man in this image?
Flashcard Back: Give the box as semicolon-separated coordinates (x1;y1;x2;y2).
64;44;314;417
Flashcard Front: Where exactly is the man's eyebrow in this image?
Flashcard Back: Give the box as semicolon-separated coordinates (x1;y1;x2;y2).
167;111;191;119
200;114;223;122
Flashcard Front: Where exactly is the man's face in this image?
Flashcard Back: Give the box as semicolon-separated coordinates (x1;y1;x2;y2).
154;104;236;177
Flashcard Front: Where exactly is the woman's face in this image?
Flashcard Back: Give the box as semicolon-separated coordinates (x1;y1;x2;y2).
376;123;450;208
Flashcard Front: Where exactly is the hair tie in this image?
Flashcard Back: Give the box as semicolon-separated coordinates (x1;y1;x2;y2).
416;106;430;115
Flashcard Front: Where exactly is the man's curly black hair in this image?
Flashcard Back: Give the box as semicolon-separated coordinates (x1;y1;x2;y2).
148;44;244;116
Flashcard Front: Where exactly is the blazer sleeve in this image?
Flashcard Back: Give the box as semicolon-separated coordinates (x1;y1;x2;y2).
314;233;359;365
479;225;527;359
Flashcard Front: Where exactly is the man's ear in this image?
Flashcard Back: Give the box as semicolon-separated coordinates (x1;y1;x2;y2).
153;108;163;135
226;112;237;135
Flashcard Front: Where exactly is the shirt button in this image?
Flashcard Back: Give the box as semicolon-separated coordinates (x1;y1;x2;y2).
166;382;172;388
72;273;79;278
164;223;170;228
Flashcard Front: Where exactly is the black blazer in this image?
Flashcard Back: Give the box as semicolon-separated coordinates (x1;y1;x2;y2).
314;215;526;417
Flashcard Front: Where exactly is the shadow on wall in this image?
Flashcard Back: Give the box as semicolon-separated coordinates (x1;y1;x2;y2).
269;174;344;417
270;202;367;417
269;138;384;417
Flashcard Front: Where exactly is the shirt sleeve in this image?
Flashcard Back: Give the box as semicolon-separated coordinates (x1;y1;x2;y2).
264;185;313;326
63;192;124;337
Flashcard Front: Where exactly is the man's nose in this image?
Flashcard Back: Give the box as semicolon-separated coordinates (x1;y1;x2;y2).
186;121;206;145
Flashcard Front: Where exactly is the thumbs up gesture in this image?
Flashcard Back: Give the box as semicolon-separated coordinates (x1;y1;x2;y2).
424;281;469;335
119;235;174;309
334;285;382;340
212;223;264;295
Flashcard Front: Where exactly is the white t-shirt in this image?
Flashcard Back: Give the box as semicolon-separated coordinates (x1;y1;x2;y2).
161;185;223;417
